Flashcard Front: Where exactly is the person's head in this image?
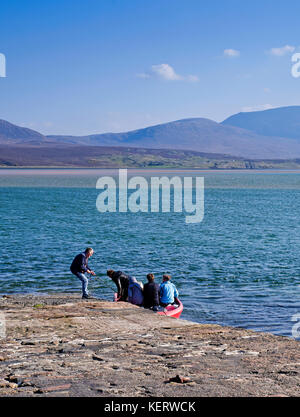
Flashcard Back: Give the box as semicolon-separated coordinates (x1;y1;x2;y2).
85;247;94;258
107;269;115;278
147;273;155;282
163;274;171;282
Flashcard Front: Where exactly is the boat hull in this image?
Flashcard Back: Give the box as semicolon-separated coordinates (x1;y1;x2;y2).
157;301;183;318
113;293;183;318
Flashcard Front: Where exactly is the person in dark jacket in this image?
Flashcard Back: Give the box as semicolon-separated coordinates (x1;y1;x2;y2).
143;273;160;311
70;248;95;299
107;269;130;301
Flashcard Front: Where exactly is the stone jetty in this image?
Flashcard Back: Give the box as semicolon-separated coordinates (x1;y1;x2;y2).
0;294;299;397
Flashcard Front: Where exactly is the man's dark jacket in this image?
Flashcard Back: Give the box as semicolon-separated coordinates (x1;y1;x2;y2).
112;271;130;301
143;281;160;308
70;253;89;275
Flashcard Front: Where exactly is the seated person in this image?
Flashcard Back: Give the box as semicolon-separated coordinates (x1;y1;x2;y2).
159;274;179;307
107;269;130;301
128;276;144;306
143;273;160;311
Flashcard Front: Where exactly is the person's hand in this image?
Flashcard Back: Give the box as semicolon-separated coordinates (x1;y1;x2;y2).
90;271;96;276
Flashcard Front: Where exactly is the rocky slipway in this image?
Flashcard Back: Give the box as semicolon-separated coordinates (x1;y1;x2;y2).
0;294;300;397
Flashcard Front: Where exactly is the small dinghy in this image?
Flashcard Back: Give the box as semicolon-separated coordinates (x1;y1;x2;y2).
113;293;183;318
157;300;183;318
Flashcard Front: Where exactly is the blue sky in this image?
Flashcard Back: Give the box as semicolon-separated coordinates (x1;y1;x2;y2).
0;0;300;135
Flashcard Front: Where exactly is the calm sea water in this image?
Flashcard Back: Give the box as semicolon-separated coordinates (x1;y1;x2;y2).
1;169;300;338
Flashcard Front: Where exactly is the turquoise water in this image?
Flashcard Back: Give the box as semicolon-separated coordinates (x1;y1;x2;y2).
1;169;300;338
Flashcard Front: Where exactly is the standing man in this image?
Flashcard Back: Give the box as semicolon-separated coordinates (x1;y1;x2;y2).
159;274;179;307
143;273;160;311
107;269;130;301
70;248;95;299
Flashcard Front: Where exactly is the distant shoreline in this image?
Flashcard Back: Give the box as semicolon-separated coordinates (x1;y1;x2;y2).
2;144;300;170
2;167;300;173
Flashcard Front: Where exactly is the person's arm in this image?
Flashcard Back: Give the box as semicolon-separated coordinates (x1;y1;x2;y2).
159;284;163;298
80;254;88;273
116;277;122;296
173;284;179;299
173;284;179;304
83;255;95;275
128;285;132;301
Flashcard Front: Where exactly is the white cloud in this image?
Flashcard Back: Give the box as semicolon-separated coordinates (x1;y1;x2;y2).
269;45;295;56
137;63;198;82
224;49;240;57
151;64;183;80
242;104;275;112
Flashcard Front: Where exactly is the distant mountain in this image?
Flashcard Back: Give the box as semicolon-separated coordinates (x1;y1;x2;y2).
3;111;300;159
222;106;300;140
48;117;300;159
0;119;46;144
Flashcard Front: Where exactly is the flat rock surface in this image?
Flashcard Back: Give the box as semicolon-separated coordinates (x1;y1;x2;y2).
0;293;299;397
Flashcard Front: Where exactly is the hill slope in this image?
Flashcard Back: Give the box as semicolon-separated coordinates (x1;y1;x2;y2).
3;115;300;159
222;106;300;140
2;144;300;169
48;117;300;159
0;119;47;144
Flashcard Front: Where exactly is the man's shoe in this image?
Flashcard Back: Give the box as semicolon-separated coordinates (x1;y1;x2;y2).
82;295;90;299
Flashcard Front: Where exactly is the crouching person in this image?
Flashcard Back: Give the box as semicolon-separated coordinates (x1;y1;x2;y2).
143;273;160;312
107;269;130;301
128;277;144;306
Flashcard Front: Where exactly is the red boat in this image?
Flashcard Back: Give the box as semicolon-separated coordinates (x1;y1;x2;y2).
157;300;183;319
113;293;183;319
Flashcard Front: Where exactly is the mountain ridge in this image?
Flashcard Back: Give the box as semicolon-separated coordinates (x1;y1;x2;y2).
0;119;47;144
222;106;300;140
45;116;300;159
2;106;300;159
